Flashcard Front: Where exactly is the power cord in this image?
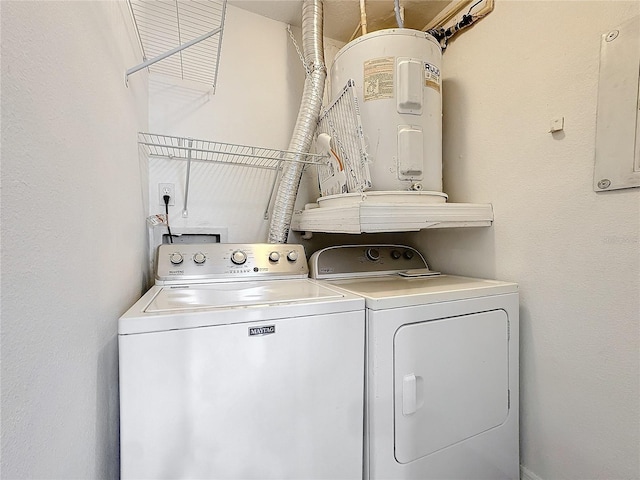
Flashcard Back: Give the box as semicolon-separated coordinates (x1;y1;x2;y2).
163;195;173;244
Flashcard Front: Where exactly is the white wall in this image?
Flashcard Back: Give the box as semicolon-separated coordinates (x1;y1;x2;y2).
148;4;344;246
0;2;148;478
3;2;635;479
410;2;640;479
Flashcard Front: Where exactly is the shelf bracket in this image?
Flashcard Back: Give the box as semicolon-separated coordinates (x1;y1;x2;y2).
264;159;284;220
182;138;194;218
125;27;223;86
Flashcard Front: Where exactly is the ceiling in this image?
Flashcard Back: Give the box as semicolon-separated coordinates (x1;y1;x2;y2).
227;1;452;43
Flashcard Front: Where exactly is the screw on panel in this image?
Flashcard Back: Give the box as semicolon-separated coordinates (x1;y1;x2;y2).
606;30;619;42
598;179;611;189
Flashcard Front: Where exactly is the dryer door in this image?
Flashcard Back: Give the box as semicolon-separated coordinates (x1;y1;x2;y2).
394;310;510;464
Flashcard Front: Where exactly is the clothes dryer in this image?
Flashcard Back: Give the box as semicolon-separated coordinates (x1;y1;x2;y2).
119;243;365;480
309;244;519;480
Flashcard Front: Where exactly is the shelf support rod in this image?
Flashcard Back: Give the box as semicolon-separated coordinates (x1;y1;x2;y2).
264;159;284;220
126;27;223;83
182;139;194;218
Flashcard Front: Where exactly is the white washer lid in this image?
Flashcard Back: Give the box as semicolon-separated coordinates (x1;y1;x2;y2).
325;275;518;310
145;279;344;312
119;279;364;334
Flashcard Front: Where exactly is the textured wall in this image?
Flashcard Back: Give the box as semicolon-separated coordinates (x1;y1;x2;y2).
0;1;148;478
412;2;640;479
3;1;638;479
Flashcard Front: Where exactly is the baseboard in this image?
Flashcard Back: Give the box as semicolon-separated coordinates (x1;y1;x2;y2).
521;465;544;480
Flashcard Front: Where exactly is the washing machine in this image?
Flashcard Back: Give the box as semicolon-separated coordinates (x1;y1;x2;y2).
309;244;519;480
119;243;365;480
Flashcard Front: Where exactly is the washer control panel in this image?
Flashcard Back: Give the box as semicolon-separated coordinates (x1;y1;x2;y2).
156;243;308;283
309;244;430;279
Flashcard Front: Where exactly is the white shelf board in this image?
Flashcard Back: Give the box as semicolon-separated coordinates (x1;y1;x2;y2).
291;201;494;234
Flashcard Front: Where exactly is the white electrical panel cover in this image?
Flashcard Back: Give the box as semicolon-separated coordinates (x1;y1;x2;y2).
594;15;640;192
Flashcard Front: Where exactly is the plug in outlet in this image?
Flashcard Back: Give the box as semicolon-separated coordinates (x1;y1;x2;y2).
158;183;175;206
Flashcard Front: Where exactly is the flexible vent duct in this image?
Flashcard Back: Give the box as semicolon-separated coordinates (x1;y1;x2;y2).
268;0;326;244
394;0;404;28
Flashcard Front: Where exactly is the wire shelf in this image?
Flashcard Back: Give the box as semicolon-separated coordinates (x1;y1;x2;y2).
127;0;227;88
317;79;372;194
140;132;327;219
139;133;326;169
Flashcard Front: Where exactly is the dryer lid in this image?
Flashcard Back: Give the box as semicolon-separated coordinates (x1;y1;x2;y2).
326;275;518;310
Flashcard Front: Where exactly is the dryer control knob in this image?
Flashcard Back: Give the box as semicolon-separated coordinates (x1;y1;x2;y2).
231;250;247;265
286;250;299;262
169;252;184;265
366;248;380;261
403;250;414;260
269;251;280;262
391;250;402;260
193;252;206;264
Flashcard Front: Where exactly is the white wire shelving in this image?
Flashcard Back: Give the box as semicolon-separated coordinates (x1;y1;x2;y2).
138;132;327;218
317;79;372;194
139;133;326;168
126;0;227;88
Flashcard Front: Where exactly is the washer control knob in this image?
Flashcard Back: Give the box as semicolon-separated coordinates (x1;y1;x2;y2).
269;251;280;263
169;252;184;265
366;248;380;261
403;250;414;260
286;250;299;262
193;252;206;264
231;250;247;265
391;250;402;260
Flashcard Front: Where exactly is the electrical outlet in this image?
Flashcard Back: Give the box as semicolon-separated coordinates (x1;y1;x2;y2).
158;183;175;206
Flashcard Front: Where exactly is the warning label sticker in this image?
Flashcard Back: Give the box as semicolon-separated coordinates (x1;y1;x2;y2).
424;62;441;92
363;57;394;101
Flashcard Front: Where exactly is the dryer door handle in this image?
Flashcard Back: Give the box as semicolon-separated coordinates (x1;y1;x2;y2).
402;373;423;415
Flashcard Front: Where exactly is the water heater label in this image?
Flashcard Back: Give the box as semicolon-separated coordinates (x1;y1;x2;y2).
424;63;441;92
249;325;275;336
364;57;394;101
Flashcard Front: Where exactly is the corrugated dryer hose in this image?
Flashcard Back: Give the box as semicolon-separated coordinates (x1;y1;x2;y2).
268;0;326;244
